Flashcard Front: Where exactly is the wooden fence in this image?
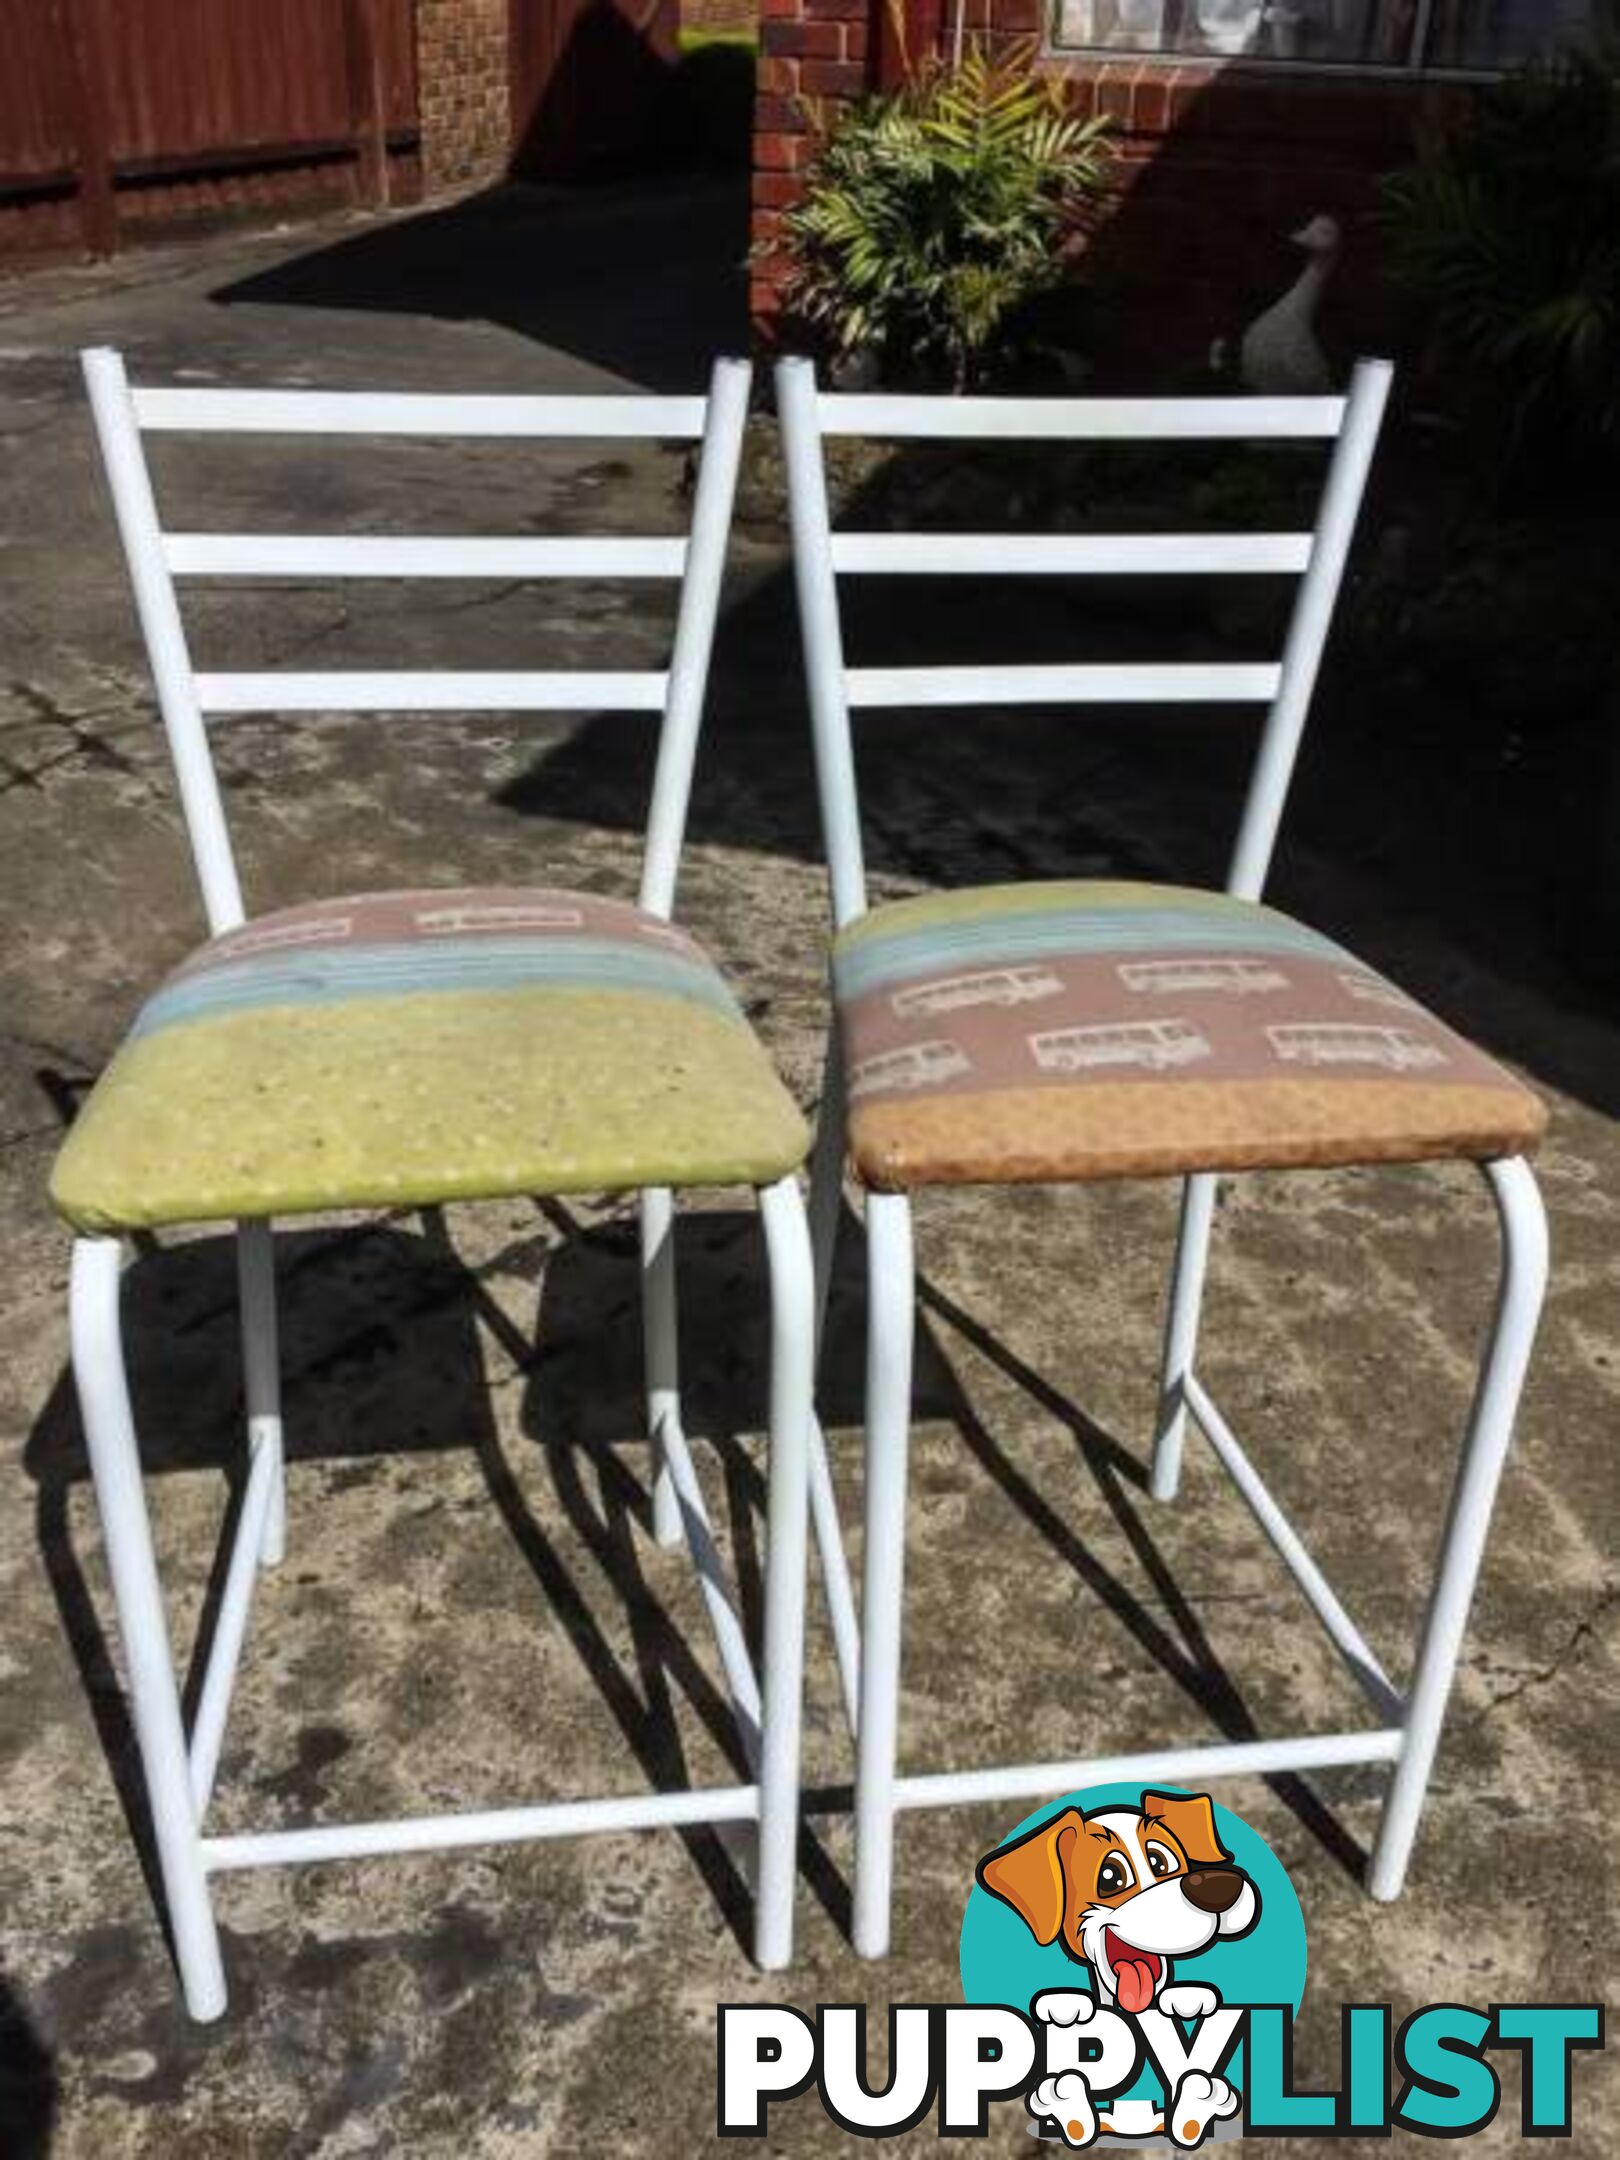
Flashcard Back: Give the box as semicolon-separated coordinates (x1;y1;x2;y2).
0;0;420;261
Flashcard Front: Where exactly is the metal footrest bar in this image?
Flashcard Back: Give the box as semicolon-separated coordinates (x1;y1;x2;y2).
1183;1373;1404;1723
186;1378;780;1870
188;1430;281;1815
892;1727;1403;1816
201;1780;761;1874
187;1415;768;1827
649;1407;762;1768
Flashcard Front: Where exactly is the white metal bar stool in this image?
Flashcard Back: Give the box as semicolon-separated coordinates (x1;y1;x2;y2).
57;350;817;2018
776;355;1549;1957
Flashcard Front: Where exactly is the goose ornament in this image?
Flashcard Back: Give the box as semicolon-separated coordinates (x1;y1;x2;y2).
1235;212;1342;395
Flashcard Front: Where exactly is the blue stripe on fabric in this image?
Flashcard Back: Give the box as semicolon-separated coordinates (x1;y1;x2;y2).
134;936;742;1037
832;907;1349;1000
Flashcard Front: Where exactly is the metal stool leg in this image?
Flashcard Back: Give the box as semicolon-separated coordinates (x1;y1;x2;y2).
640;1187;683;1550
808;1030;846;1352
70;1236;227;2021
754;1174;815;1970
1370;1154;1549;1899
852;1191;916;1959
1152;1170;1219;1503
236;1218;284;1567
805;1030;861;1728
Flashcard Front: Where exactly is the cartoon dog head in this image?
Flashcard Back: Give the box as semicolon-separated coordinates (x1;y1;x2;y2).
976;1790;1258;2015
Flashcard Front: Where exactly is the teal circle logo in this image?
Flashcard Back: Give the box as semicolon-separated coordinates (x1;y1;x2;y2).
960;1784;1307;2144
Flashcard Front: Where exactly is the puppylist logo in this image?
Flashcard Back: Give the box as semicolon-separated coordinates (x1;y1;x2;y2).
972;1785;1267;2146
718;1784;1605;2145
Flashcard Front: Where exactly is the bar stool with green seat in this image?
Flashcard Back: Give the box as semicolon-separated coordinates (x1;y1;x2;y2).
59;348;815;2021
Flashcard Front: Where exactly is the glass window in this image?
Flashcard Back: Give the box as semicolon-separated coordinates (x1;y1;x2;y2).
1424;1;1595;68
1049;0;1597;68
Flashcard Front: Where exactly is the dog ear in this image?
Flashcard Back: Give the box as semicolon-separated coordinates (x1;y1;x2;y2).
976;1808;1085;1946
1140;1790;1231;1867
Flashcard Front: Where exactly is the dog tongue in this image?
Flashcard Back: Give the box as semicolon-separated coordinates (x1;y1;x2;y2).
1115;1957;1157;2015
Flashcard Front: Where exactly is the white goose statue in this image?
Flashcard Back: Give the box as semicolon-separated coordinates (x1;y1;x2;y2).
1237;212;1342;395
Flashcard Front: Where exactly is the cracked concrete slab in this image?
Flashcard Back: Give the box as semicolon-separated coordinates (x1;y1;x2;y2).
0;185;1616;2155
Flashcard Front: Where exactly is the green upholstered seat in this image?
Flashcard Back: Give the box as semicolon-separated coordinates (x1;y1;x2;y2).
52;887;809;1233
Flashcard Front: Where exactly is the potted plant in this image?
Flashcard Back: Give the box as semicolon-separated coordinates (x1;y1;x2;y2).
778;42;1113;391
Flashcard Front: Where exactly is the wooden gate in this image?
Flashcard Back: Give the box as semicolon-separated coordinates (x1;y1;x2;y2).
509;0;677;179
0;0;419;262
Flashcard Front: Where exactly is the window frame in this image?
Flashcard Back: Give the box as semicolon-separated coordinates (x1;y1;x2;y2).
1044;0;1583;80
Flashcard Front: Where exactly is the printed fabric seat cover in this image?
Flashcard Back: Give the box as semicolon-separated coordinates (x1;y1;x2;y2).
52;888;810;1234
832;881;1546;1192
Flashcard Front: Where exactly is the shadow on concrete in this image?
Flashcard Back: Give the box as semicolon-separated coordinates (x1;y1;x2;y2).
0;1977;57;2158
521;1197;856;1934
22;1206;849;1970
210;175;751;393
908;1259;1367;1885
525;1186;1368;1905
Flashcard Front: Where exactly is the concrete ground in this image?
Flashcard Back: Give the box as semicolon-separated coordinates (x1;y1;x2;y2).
0;184;1615;2157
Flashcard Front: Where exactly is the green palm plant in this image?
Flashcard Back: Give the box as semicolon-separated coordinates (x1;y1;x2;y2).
779;43;1112;390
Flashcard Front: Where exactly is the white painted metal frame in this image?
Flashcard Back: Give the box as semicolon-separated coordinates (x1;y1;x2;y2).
74;347;817;2019
776;356;1550;1957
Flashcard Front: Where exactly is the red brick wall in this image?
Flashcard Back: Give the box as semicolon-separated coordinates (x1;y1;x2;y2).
416;0;513;192
750;0;873;332
749;2;1476;357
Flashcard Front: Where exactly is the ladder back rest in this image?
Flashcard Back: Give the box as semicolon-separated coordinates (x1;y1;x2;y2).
82;347;753;935
775;357;1392;930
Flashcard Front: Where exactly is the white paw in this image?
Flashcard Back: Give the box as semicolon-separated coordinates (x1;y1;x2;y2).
1158;1983;1221;2022
1098;2100;1166;2140
1032;1990;1098;2027
1167;2070;1241;2149
1030;2071;1098;2149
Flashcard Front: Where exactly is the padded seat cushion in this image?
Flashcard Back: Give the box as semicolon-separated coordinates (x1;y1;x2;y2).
52;888;809;1233
833;881;1546;1192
